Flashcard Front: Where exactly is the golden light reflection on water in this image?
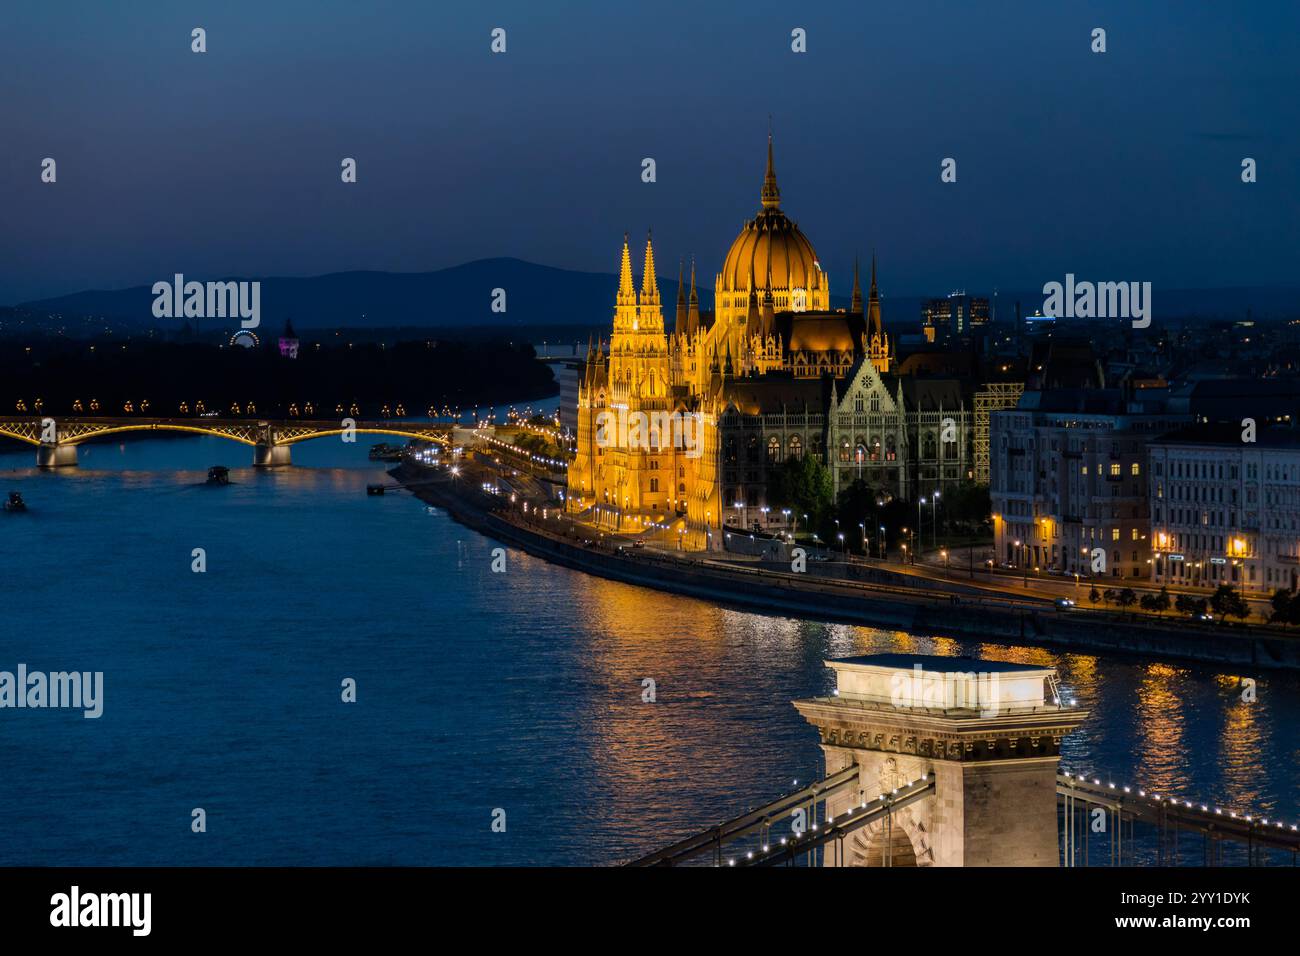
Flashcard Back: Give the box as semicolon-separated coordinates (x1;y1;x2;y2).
530;567;1287;859
1216;674;1265;810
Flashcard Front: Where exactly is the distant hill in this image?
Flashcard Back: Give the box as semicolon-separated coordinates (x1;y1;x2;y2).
13;259;1298;334
14;258;716;332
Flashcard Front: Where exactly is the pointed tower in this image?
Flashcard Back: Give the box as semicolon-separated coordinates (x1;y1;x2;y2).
614;233;638;333
760;261;776;340
686;257;700;335
675;258;687;332
761;131;781;210
866;252;891;374
745;283;760;335
640;230;661;307
851;256;863;314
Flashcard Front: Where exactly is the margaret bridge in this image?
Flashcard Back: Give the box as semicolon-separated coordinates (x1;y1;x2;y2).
0;416;452;467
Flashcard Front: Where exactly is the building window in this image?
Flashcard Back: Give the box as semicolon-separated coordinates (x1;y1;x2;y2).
1131;462;1140;476
649;478;659;492
1111;528;1120;541
1110;463;1121;477
789;434;803;459
767;436;781;463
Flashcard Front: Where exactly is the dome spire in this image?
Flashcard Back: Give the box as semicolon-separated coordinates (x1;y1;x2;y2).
761;126;781;210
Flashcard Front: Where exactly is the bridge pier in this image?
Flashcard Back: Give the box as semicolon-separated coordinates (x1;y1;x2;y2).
36;443;78;468
794;655;1086;867
253;442;291;468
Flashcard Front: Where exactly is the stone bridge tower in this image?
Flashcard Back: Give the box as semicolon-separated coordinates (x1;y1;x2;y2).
794;654;1085;867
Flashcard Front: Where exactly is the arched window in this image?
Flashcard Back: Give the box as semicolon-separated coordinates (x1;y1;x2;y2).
869;435;881;462
923;433;937;460
885;434;897;462
767;436;781;463
839;438;850;462
725;438;737;464
855;443;867;465
789;435;803;460
747;435;761;462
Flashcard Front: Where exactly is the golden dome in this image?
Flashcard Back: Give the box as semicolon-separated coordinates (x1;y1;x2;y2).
719;137;822;294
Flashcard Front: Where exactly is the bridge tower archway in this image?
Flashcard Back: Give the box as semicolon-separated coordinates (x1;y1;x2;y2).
795;654;1086;867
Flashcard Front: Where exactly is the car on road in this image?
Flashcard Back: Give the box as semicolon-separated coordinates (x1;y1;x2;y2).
1054;598;1076;610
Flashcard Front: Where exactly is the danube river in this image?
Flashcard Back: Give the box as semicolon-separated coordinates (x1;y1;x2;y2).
1;436;1298;866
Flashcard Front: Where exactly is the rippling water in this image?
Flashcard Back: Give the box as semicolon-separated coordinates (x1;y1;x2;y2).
1;435;1297;865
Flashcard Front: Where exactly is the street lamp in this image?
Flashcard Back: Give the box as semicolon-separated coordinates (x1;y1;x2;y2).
917;497;926;552
859;522;866;556
878;524;886;559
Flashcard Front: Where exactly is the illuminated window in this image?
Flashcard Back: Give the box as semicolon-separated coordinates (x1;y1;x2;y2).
1109;463;1121;477
1130;462;1140;476
1111;528;1120;541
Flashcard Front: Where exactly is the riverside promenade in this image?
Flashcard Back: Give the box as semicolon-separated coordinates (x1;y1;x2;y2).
393;460;1300;672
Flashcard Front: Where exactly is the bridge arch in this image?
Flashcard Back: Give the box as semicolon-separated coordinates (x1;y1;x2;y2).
0;417;449;468
844;807;930;867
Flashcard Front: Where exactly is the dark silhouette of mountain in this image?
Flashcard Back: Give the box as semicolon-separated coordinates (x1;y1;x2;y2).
14;258;716;331
14;259;1298;333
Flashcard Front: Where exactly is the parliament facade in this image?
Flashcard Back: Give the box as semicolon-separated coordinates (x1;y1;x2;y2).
566;138;972;549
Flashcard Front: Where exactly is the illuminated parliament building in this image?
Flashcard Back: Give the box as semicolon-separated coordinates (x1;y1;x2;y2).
566;137;972;548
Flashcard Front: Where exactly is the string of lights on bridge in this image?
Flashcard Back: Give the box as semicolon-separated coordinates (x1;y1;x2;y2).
723;774;935;866
709;768;1299;866
1060;770;1298;833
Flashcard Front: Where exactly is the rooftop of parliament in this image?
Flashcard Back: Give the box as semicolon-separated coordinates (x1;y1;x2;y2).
565;136;1022;550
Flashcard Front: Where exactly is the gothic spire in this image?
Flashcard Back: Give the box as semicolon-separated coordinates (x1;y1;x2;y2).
851;255;863;313
617;233;635;307
675;257;687;330
640;229;659;304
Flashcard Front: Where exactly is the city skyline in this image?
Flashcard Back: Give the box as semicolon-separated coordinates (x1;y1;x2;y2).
1;1;1297;306
4;2;1300;922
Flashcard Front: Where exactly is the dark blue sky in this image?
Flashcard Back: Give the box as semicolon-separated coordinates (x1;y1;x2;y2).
1;0;1295;305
